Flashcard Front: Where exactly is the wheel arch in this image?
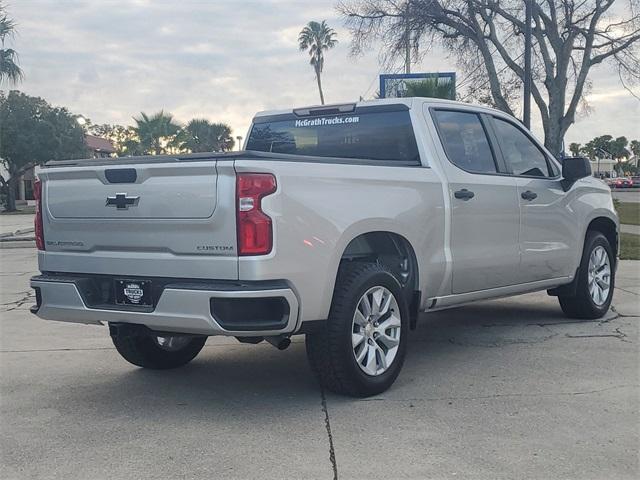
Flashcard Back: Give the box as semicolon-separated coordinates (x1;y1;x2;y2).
338;230;421;328
549;213;618;298
586;215;618;266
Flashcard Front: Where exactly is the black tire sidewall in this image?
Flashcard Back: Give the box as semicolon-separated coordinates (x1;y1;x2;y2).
331;267;409;395
578;232;615;315
112;332;207;369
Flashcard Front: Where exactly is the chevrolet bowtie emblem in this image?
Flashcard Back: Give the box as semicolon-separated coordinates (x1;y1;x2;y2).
106;193;140;210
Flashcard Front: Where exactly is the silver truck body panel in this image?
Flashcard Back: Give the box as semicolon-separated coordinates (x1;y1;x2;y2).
234;159;446;321
31;98;618;336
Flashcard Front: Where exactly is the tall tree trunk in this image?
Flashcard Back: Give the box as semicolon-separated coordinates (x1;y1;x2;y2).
315;66;325;105
5;177;18;212
544;124;564;159
543;71;569;158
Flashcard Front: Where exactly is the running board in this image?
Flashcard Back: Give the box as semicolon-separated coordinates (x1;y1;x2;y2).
425;276;573;312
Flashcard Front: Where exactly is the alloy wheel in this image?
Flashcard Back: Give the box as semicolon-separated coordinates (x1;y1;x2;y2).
588;245;611;306
351;286;401;376
153;335;192;352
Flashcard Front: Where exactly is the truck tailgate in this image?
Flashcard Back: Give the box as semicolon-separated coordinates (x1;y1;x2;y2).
47;163;217;219
38;160;238;280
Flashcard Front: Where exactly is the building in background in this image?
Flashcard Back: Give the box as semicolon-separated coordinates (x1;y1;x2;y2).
590;157;618;177
85;134;116;158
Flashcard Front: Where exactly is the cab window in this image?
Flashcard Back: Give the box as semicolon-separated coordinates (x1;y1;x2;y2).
493;118;553;177
246;110;420;164
432;110;497;174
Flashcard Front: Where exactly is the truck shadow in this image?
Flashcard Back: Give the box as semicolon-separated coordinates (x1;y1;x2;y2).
412;294;570;345
53;294;581;416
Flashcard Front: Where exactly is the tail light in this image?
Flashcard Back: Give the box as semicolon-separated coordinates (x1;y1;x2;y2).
34;179;45;250
236;173;276;256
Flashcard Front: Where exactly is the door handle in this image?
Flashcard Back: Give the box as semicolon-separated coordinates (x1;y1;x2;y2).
454;189;475;200
521;190;538;201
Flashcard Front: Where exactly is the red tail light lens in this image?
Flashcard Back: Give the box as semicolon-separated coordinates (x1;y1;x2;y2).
236;173;276;256
34;179;45;250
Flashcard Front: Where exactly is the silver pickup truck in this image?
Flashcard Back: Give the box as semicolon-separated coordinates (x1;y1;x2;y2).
30;98;618;397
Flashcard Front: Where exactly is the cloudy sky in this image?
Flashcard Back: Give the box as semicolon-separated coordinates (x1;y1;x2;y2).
6;0;640;146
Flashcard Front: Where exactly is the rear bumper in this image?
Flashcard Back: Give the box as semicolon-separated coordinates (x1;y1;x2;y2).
30;274;299;336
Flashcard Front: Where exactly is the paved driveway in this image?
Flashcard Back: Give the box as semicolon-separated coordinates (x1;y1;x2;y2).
1;248;638;479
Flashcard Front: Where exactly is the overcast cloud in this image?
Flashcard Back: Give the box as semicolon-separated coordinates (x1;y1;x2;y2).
7;0;640;145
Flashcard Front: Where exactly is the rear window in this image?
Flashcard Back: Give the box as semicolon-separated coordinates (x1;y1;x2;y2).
246;110;420;164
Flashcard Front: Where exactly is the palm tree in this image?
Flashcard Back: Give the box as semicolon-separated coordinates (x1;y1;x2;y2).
569;143;582;157
182;119;234;152
0;3;23;85
404;78;455;100
298;20;337;105
132;111;181;155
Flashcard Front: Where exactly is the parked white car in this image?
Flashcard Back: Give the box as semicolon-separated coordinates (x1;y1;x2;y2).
31;98;618;396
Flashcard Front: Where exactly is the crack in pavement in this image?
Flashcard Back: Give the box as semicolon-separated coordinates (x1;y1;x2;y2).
0;291;33;311
480;314;619;329
320;388;338;480
475;307;635;329
353;384;638;404
451;315;633;346
615;286;639;296
566;327;633;343
610;305;640;319
448;332;557;348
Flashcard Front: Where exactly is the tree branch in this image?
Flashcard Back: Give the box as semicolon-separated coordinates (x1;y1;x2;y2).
563;0;607;129
590;33;640;65
479;5;548;121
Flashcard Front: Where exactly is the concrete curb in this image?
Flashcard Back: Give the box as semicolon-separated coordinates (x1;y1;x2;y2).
0;228;35;239
0;239;36;249
0;235;35;242
620;224;640;235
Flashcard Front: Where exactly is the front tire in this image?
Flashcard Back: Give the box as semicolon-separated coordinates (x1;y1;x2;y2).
111;328;207;369
558;231;615;319
306;262;409;397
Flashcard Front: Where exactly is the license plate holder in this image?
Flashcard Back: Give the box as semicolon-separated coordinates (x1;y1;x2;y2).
115;279;153;307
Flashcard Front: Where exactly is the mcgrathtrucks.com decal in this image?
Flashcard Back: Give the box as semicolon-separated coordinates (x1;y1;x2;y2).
294;116;360;128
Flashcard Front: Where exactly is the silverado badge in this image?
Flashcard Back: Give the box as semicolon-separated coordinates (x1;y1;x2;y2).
106;193;140;210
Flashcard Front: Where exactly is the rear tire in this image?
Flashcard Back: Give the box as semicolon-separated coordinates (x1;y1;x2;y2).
306;262;409;397
111;329;207;369
558;231;615;319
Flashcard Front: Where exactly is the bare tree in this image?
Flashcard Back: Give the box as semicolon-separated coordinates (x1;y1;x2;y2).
338;0;640;156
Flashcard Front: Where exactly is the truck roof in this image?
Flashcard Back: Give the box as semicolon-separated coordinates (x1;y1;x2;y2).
253;97;505;120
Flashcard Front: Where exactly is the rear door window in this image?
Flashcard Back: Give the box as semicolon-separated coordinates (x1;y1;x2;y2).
246;110;420;164
432;110;497;174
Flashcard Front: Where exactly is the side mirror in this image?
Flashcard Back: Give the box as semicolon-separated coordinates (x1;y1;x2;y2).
562;156;591;190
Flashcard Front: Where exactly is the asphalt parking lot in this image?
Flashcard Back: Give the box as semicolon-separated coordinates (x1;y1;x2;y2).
1;247;638;480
